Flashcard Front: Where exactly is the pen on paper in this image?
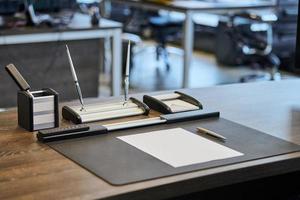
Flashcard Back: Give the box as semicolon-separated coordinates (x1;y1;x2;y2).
197;127;227;141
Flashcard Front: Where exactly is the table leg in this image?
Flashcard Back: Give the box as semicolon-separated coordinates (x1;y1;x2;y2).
183;11;194;88
111;28;122;96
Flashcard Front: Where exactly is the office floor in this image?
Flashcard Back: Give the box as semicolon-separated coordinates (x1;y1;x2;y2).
99;41;299;96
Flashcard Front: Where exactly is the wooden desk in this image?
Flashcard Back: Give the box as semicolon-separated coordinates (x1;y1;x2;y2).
109;0;276;88
1;80;300;199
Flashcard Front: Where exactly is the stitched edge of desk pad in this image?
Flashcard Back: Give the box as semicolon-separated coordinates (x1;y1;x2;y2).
47;118;300;185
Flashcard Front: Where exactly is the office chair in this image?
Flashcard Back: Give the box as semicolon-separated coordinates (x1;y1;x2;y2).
272;0;298;72
149;13;183;70
216;13;281;82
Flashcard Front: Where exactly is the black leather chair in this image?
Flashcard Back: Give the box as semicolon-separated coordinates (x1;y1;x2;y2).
216;13;281;82
272;0;298;72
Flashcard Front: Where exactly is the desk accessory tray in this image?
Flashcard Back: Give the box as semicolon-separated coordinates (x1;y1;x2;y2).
143;91;203;114
62;97;150;124
39;110;220;142
5;64;59;131
18;88;59;131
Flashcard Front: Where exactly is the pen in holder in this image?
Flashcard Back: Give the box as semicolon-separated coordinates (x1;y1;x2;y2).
18;88;59;131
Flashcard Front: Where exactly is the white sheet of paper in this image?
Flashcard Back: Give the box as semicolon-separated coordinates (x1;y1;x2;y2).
118;128;243;168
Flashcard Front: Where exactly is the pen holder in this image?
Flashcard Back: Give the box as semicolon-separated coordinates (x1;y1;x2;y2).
17;88;59;132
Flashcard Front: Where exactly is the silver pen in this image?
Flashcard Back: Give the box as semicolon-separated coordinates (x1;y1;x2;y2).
124;41;131;106
66;45;85;111
197;127;227;141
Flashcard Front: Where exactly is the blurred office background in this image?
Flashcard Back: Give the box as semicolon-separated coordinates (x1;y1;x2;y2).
0;0;299;108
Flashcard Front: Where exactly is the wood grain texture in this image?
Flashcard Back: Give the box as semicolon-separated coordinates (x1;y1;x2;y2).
1;80;300;200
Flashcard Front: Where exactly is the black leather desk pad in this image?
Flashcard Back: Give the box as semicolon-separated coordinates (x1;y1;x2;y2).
48;118;300;185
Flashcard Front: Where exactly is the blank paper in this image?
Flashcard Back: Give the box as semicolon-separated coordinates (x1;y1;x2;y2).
118;128;243;168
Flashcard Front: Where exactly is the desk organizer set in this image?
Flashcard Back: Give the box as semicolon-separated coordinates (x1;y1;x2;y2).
143;91;202;113
62;97;150;124
5;64;59;131
7;45;300;187
61;91;204;124
38;93;300;186
18;88;59;131
5;62;300;187
39;89;215;142
34;86;300;186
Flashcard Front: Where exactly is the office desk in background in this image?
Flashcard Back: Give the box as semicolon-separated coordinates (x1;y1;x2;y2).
0;13;123;97
1;80;300;199
109;0;276;88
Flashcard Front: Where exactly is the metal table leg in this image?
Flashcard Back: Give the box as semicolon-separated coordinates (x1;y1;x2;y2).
183;11;194;88
111;28;122;96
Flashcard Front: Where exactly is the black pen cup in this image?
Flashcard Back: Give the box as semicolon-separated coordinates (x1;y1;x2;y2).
17;88;59;131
